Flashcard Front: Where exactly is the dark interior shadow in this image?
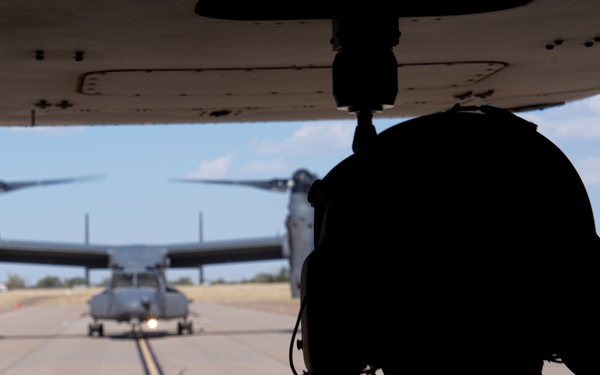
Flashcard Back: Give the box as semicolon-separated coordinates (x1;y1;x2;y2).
299;105;598;375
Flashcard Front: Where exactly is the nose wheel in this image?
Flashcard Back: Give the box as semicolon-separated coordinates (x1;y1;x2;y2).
177;320;193;335
88;321;104;337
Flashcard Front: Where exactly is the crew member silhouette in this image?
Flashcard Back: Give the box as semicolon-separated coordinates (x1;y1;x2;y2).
299;105;598;375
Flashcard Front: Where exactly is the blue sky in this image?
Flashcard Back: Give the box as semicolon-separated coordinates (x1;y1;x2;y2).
1;95;600;286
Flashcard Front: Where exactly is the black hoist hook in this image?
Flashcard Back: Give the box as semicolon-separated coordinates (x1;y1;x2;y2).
352;110;377;154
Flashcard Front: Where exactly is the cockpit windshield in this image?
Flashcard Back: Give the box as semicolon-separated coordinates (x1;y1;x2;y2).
111;272;134;288
137;272;160;289
111;271;160;289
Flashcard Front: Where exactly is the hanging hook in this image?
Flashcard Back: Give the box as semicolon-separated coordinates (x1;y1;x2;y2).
352;110;377;154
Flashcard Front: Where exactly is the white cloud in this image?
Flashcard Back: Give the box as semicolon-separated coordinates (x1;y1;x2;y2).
185;155;233;179
582;94;600;113
181;121;356;180
239;158;289;175
521;95;600;140
536;115;600;139
575;157;600;187
250;121;355;157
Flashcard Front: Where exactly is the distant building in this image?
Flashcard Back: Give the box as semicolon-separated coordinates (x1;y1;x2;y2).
0;283;7;292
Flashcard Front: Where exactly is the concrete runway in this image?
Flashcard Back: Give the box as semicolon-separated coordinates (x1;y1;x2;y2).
0;300;305;375
0;299;576;375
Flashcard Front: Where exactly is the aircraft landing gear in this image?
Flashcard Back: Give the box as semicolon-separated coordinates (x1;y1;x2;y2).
128;318;143;338
88;321;104;337
177;320;193;335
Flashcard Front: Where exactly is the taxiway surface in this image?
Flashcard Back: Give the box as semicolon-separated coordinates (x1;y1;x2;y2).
0;295;577;375
0;299;303;375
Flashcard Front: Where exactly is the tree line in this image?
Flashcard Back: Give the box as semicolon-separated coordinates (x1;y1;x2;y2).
3;266;290;289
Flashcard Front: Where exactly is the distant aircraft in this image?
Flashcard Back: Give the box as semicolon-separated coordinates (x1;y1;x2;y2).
0;168;302;336
85;246;192;337
0;176;102;195
0;235;286;336
172;168;318;298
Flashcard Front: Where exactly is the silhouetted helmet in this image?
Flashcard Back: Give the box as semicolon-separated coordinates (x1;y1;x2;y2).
299;105;599;375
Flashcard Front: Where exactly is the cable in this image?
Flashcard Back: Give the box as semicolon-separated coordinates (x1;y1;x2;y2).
289;292;309;375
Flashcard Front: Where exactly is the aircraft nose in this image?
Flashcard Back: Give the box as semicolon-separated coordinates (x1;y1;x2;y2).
111;291;159;318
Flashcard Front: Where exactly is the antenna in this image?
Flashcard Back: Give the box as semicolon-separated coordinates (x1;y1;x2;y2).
198;211;205;285
198;211;203;243
85;212;89;244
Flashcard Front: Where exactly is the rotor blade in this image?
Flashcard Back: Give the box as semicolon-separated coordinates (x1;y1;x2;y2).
171;178;291;193
0;175;104;194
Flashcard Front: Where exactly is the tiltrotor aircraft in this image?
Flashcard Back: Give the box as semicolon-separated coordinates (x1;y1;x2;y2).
173;168;318;298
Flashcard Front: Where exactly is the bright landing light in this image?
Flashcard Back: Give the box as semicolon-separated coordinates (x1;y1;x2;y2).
147;319;158;329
